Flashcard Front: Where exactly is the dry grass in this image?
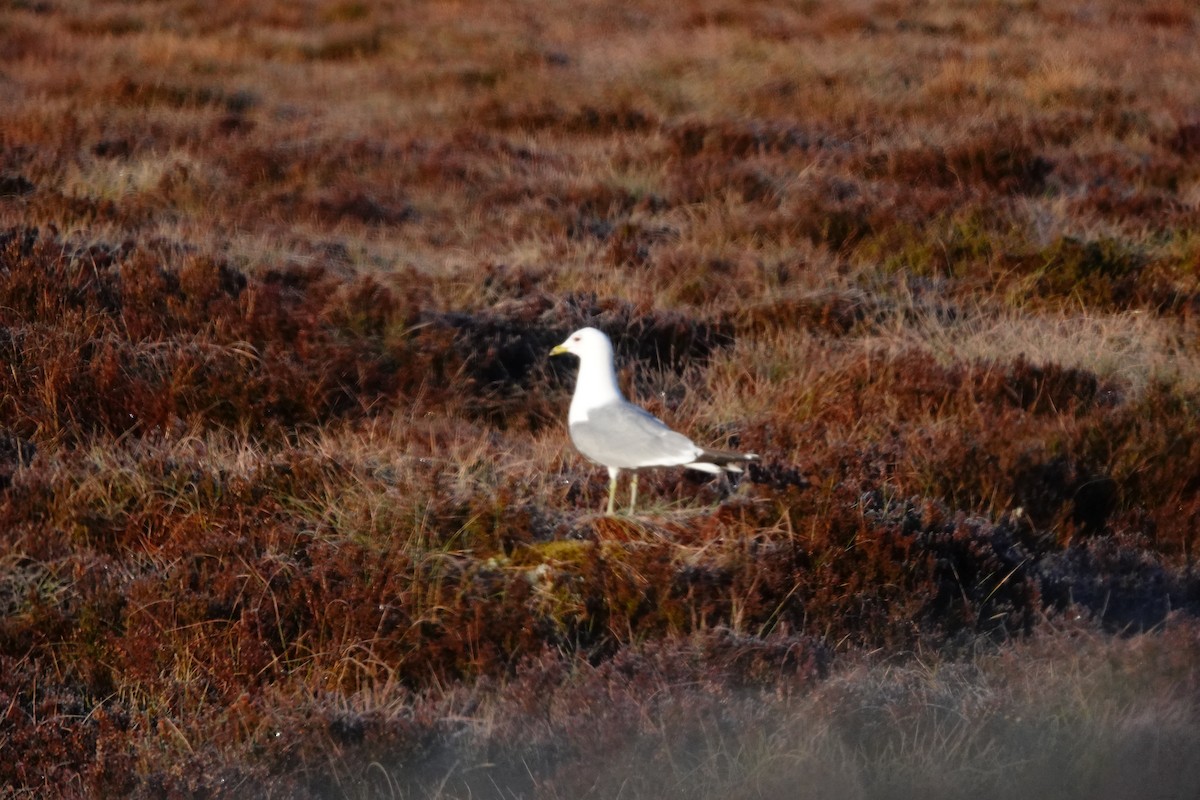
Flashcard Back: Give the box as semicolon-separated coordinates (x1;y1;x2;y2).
2;0;1200;796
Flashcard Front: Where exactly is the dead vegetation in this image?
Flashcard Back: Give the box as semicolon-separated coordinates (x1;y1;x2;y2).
1;0;1199;797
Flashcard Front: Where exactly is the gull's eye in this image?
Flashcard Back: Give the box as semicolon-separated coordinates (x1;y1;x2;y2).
572;336;581;342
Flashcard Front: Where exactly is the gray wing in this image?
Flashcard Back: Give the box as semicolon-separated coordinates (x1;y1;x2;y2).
569;401;700;469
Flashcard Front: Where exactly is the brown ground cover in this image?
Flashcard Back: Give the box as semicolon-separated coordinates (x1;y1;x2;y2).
1;0;1199;797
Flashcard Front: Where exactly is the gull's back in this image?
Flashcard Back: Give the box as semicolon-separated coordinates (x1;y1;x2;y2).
568;400;700;470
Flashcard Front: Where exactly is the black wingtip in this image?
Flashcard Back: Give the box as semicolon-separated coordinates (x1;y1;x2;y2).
696;447;761;468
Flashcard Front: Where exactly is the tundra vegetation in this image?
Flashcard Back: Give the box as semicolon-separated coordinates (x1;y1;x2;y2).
1;0;1199;797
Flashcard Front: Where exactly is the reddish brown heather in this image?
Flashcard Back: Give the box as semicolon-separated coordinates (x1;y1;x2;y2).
1;0;1200;796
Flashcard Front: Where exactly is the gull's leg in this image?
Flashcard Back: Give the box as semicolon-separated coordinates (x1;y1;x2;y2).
606;466;619;516
629;471;638;514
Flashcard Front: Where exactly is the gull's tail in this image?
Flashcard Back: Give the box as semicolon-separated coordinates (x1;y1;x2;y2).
688;447;760;474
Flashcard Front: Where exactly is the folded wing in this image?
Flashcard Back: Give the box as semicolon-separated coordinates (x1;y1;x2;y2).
569;402;701;470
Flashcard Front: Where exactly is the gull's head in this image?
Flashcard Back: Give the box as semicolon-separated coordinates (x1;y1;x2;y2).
549;327;614;361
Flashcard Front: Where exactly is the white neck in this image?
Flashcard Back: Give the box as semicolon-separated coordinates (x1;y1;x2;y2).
568;352;624;423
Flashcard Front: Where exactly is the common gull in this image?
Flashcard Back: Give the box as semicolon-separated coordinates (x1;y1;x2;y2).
550;327;758;515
